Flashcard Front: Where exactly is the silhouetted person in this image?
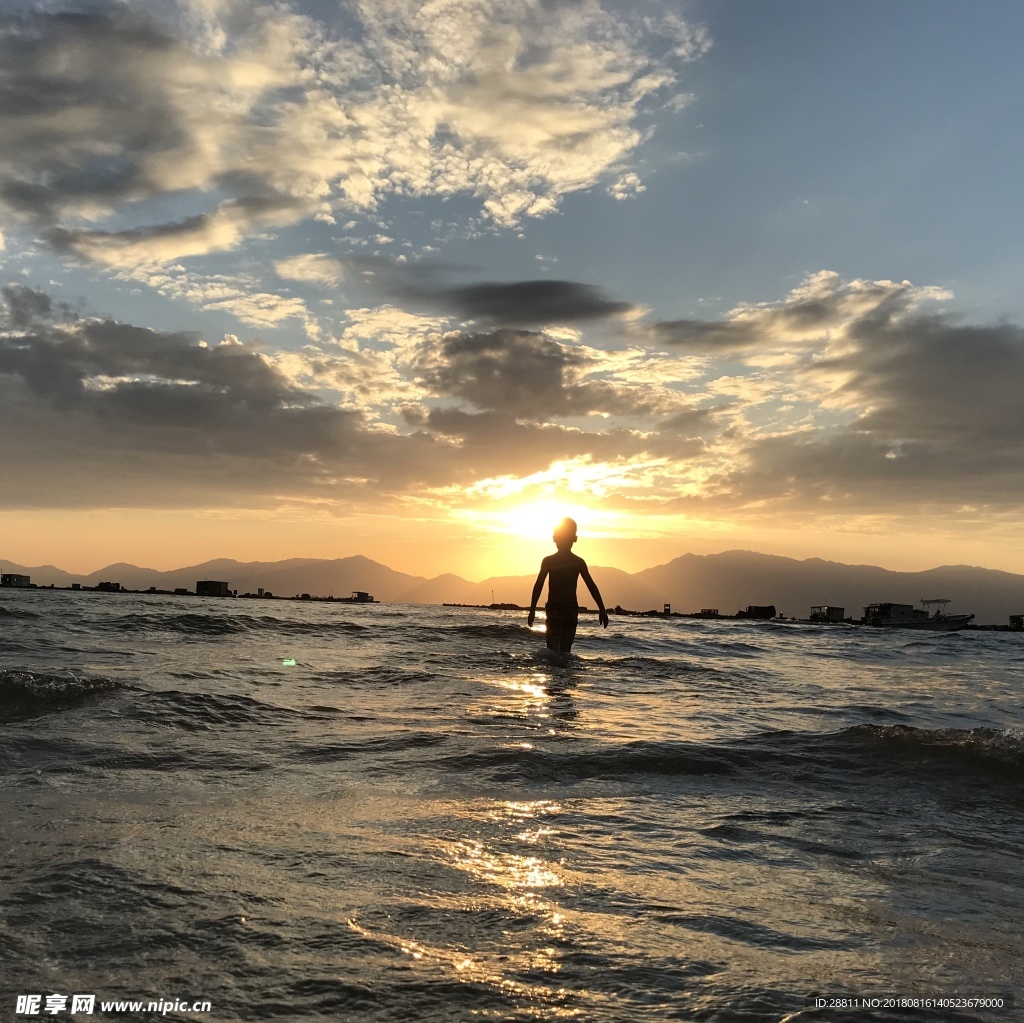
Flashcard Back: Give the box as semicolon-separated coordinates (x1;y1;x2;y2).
528;518;609;653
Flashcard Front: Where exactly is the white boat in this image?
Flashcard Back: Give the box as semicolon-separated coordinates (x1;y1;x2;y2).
862;599;974;631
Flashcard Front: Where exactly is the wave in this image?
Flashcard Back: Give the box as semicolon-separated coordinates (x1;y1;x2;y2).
123;688;407;733
0;606;38;619
835;723;1024;780
103;611;371;637
437;740;738;784
687;638;766;657
257;617;369;636
433;724;1024;785
0;668;126;721
423;622;534;641
131;689;304;730
286;730;450;764
106;612;248;636
310;665;442;688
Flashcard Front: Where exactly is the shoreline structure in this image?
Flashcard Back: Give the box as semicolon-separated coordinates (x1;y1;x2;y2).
2;581;1018;630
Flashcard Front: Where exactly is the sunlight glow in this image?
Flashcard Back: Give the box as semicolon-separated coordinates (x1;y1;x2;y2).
461;457;671;502
458;498;626;544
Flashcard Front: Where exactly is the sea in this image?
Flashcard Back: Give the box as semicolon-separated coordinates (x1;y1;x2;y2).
1;588;1021;1023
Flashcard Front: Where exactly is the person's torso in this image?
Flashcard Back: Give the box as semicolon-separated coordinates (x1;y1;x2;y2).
547;553;583;604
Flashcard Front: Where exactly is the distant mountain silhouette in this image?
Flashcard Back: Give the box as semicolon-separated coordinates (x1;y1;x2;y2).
0;555;428;602
630;550;1024;625
4;549;1023;624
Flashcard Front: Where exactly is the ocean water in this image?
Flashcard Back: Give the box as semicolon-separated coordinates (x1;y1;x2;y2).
1;589;1021;1023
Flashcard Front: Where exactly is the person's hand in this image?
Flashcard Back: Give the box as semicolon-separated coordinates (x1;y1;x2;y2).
527;609;535;627
599;609;609;628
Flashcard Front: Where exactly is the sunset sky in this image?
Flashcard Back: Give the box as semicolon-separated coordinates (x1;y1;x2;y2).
2;0;1024;580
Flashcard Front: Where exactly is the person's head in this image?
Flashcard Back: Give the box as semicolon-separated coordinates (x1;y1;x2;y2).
553;517;577;550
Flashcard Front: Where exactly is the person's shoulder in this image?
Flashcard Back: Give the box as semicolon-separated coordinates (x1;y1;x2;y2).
572;552;588;568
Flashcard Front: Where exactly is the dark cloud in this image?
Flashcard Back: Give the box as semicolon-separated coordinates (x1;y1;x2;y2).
645;318;758;352
411;407;655;479
1;284;70;330
0;9;306;263
828;314;1024;443
399;279;634;326
0;288;660;509
46;196;307;264
644;275;929;353
600;277;1024;516
717;310;1024;511
0;11;188;224
0;285;409;507
413;328;674;419
14;270;1023;520
0;286;287;411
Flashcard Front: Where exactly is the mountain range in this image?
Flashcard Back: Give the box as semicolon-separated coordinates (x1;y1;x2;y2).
4;550;1024;625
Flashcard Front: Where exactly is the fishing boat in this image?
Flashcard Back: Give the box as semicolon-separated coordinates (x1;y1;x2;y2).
862;599;974;631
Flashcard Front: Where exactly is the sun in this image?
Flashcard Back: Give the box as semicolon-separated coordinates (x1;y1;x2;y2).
469;499;622;543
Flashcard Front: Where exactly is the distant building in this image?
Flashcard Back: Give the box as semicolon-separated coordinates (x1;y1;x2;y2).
740;604;776;619
700;608;719;616
96;581;122;592
663;603;671;614
810;605;845;623
174;588;190;596
196;580;230;597
1;573;30;588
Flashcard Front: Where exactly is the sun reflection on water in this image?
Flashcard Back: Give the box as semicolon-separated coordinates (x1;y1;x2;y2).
450;801;565;895
467;671;580;731
347;798;580;1017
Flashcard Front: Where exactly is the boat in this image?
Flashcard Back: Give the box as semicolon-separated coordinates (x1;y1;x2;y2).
339;590;377;603
861;599;974;631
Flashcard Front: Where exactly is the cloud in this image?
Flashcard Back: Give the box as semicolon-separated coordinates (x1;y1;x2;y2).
0;284;372;504
275;254;347;288
644;317;759;353
11;269;1020;525
403;406;657;488
607;171;646;201
2;285;66;330
643;11;713;62
669;274;1024;514
1;285;299;407
401;278;635;325
0;1;709;268
0;286;662;509
412;327;683;420
49;198;311;266
644;271;952;353
117;266;313;331
0;8;313;260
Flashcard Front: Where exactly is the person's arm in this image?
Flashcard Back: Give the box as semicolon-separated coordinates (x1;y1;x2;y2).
527;560;549;627
581;564;609;628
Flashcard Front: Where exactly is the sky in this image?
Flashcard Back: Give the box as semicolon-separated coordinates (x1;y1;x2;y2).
2;0;1024;580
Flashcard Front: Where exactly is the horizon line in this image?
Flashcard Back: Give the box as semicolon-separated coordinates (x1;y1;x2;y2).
0;547;1005;585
